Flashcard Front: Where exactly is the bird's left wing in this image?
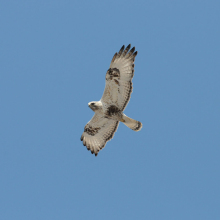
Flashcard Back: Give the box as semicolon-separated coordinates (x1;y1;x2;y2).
101;44;137;111
81;113;119;156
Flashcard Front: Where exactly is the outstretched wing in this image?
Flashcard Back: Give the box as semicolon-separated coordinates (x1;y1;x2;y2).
101;44;137;111
81;113;119;156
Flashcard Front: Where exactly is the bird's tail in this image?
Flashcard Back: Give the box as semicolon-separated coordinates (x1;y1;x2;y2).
121;114;142;131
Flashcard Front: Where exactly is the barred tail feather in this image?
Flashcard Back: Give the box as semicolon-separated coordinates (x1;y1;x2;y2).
122;114;142;131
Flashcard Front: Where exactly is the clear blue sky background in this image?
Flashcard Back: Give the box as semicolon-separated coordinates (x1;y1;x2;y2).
0;1;220;219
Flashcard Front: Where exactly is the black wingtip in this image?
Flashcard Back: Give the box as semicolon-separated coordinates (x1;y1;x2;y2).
120;45;125;51
111;52;118;63
133;51;138;57
130;47;135;53
127;44;131;50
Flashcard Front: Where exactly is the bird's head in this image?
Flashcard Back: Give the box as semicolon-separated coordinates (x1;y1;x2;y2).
88;101;101;111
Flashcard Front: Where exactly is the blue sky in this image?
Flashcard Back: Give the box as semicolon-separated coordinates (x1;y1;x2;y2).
0;1;220;219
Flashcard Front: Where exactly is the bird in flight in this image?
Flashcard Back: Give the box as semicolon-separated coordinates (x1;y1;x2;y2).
81;44;142;156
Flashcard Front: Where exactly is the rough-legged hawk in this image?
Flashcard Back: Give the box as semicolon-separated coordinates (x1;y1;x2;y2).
81;44;142;156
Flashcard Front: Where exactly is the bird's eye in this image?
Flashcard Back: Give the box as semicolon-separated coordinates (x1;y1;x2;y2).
91;103;94;105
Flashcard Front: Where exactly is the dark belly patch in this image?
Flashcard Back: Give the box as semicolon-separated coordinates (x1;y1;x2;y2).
106;105;121;117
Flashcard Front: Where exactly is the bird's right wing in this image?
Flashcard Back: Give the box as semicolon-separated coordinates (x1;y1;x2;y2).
81;113;119;156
